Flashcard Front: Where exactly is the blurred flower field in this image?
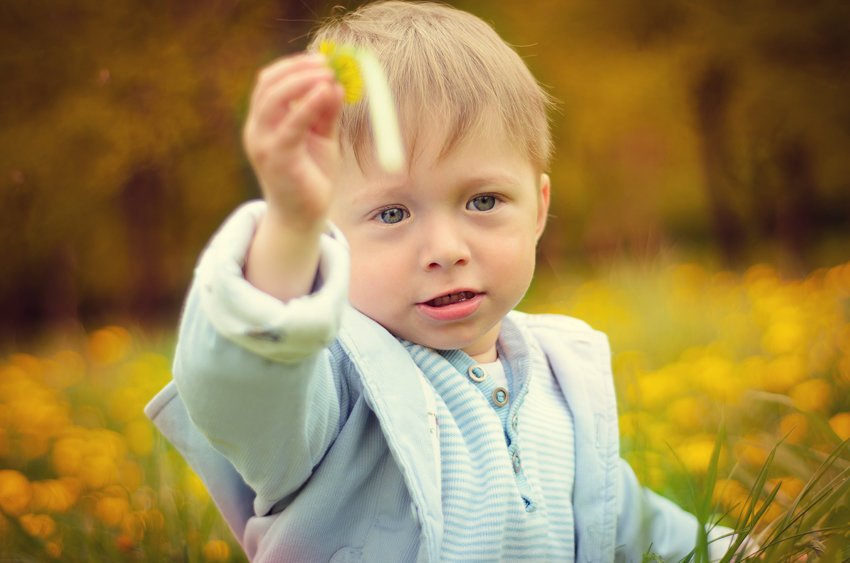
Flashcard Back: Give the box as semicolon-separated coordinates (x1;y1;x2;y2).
2;260;849;561
0;328;239;562
528;260;850;559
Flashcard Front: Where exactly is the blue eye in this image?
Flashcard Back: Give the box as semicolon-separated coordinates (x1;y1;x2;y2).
377;207;408;224
468;195;497;211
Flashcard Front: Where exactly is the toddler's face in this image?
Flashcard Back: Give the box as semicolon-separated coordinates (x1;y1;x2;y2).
331;121;549;362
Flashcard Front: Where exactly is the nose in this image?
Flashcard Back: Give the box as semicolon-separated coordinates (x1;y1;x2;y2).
421;217;470;271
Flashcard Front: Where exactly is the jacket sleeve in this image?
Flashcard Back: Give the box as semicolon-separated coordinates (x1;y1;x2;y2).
615;458;735;562
171;200;351;516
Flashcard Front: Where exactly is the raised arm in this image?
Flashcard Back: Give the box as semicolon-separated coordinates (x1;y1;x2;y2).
242;52;344;302
170;53;351;516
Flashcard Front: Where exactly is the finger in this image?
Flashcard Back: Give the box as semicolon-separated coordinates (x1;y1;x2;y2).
250;68;336;134
277;81;342;149
249;52;327;112
312;83;345;139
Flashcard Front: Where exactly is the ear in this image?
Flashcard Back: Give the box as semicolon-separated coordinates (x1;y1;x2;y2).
535;173;551;242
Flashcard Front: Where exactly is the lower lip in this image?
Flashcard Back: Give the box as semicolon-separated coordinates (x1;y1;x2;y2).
416;294;484;321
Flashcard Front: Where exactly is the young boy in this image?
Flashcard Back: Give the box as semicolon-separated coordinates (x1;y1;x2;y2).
146;2;733;561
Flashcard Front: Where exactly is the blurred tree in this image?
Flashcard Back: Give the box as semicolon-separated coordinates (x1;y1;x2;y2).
0;0;329;336
2;0;849;338
488;0;850;271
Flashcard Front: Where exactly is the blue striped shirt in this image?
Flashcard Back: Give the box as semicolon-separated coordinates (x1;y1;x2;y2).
404;317;576;561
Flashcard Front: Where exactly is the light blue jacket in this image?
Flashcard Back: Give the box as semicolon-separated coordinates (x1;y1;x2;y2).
146;201;731;562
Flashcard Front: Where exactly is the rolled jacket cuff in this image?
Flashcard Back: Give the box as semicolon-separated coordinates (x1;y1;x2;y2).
195;200;350;362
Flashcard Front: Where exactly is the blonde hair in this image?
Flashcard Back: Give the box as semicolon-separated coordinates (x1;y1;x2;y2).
308;1;554;172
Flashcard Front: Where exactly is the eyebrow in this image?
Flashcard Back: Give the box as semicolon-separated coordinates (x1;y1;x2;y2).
349;168;528;210
459;172;525;191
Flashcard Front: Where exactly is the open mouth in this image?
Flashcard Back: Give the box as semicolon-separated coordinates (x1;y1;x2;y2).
425;291;478;307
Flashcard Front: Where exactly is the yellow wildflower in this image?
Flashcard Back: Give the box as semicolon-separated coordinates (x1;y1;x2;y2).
30;478;79;513
202;539;231;562
318;41;404;172
0;470;32;515
121;510;146;543
319;40;363;104
46;539;62;559
19;513;56;539
712;478;750;517
80;454;120;490
735;435;769;467
88;326;133;366
95;493;130;528
183;467;210;502
675;434;723;475
779;412;808;444
51;434;86;477
788;378;832;414
829;412;850;440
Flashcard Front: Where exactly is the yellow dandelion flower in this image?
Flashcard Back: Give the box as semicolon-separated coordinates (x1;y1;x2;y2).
0;470;32;515
779;412;808;445
80;454;120;490
202;539;231;562
319;40;363;104
51;435;86;477
735;435;769;467
829;412;850;441
88;326;133;366
666;397;710;433
121;510;146;543
676;435;723;475
95;494;130;528
318;41;404;173
183;467;210;502
712;478;750;515
19;513;56;539
46;539;62;559
789;378;832;414
30;478;79;514
770;476;805;503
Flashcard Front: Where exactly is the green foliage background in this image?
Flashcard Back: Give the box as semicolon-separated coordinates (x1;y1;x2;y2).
3;0;849;333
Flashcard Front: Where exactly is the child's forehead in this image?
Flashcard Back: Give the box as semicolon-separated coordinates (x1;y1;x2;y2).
347;102;525;172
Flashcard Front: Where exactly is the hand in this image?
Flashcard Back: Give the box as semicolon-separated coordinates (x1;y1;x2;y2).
243;52;345;232
241;53;345;301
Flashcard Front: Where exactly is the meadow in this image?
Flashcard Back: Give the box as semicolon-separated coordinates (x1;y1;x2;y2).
1;260;848;561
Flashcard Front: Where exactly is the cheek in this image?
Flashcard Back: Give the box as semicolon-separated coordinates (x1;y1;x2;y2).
484;225;538;287
491;221;539;264
346;243;400;313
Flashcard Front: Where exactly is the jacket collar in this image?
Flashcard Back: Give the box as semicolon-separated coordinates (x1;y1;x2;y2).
336;306;443;562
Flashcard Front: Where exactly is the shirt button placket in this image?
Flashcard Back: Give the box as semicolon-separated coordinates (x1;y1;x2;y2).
468;365;487;382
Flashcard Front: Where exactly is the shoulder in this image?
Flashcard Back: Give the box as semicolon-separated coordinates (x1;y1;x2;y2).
508;310;604;340
507;310;612;366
